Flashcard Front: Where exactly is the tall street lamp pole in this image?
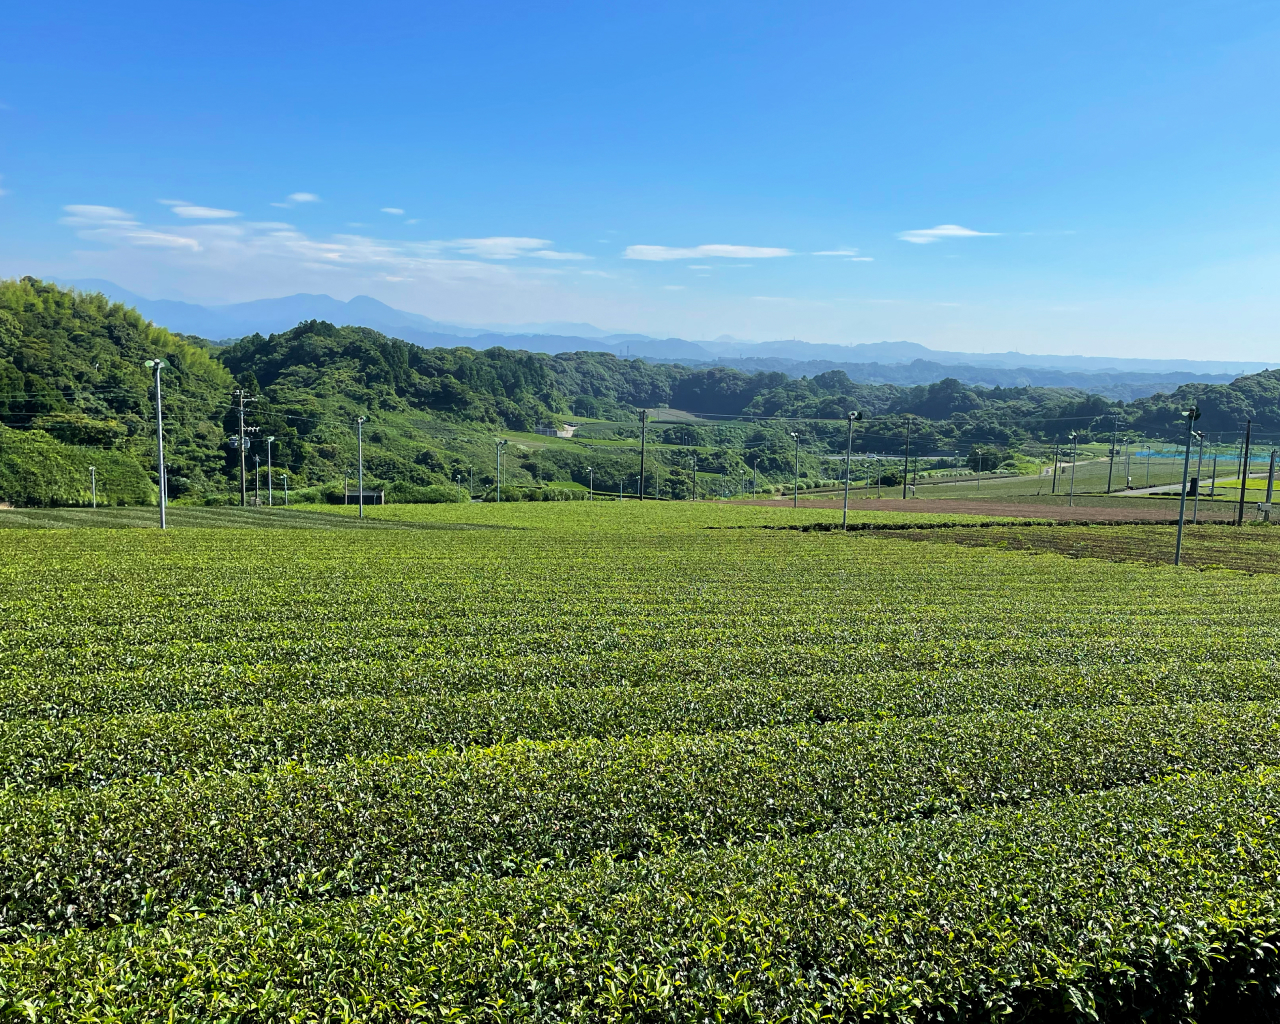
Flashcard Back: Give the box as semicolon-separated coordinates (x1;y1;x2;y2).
1068;433;1079;507
901;418;912;500
1106;414;1120;493
638;410;648;501
495;438;507;503
842;410;862;529
266;436;275;507
1236;419;1253;527
356;416;366;518
143;358;169;529
1191;431;1205;524
1175;406;1201;565
790;432;800;508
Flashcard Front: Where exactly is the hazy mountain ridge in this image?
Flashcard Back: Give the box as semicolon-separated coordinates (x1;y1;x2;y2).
670;356;1239;403
62;280;1270;386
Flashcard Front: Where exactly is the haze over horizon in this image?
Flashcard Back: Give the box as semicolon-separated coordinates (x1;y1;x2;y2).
2;2;1279;359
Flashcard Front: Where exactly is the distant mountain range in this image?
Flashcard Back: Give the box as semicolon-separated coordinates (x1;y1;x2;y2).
61;280;1270;400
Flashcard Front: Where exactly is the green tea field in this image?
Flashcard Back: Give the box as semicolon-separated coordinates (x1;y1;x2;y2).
3;501;1280;1020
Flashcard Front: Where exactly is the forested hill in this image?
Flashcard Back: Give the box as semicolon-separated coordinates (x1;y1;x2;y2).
2;277;1279;506
0;277;234;504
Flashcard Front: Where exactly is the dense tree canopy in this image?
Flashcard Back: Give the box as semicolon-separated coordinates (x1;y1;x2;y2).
2;278;1274;505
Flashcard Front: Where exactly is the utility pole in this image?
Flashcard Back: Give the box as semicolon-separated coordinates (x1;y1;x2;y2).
469;466;474;499
842;411;862;529
266;436;275;507
691;452;697;500
901;418;912;499
1174;406;1200;565
283;472;288;506
144;359;169;529
356;416;366;519
638;409;648;501
975;448;982;494
1236;419;1253;526
1105;414;1120;493
1050;438;1059;494
790;431;800;507
1068;432;1079;507
752;457;757;497
254;454;261;507
231;388;257;507
495;438;506;503
1146;446;1152;488
1210;453;1218;498
89;465;96;509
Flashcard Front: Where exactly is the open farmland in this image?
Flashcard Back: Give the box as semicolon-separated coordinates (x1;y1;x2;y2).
890;521;1280;573
4;502;1280;1020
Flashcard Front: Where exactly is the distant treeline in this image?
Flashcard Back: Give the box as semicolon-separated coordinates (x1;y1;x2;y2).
2;277;1278;505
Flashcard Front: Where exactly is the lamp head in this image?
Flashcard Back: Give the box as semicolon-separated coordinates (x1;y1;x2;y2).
266;435;275;443
848;410;862;421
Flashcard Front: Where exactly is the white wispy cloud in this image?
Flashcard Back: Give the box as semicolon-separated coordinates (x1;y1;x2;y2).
813;248;875;262
435;237;586;260
381;207;405;215
54;205;585;289
170;204;241;219
897;224;997;244
61;205;201;250
663;285;686;290
62;205;137;227
687;265;712;270
623;244;792;261
271;192;321;208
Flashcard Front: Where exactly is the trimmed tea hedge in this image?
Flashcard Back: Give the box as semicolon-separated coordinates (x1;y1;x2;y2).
4;768;1280;1021
3;700;1279;936
7;664;1280;790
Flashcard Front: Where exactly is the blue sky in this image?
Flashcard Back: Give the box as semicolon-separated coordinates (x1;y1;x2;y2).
2;0;1279;356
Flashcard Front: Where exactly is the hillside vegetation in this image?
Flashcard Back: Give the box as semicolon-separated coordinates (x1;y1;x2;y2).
2;277;1276;506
